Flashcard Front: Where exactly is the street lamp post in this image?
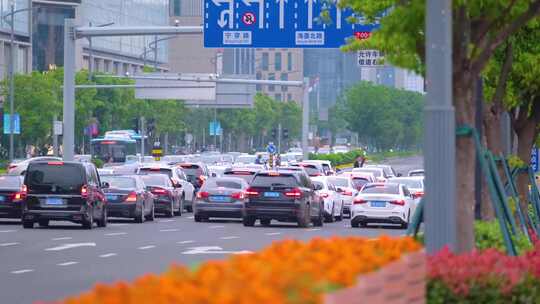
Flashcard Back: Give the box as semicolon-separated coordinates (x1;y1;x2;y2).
8;3;15;161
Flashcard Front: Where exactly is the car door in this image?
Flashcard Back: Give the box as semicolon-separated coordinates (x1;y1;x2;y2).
401;185;415;217
86;165;101;218
176;168;194;202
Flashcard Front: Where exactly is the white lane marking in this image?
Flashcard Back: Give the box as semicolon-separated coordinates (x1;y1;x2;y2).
0;230;16;233
209;225;225;229
182;246;252;255
265;232;281;236
177;240;195;244
57;261;78;266
99;253;117;258
160;229;179;232
220;236;239;240
188;216;194;219
105;232;127;236
307;228;321;232
138;245;156;250
11;269;34;274
45;243;96;252
52;237;72;241
159;219;174;223
0;242;19;247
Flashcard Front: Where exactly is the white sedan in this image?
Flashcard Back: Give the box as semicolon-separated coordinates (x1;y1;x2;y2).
350;183;416;229
351;167;389;182
326;176;358;218
312;177;344;222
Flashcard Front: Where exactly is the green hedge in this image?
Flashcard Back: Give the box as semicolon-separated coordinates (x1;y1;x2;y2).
308;149;365;166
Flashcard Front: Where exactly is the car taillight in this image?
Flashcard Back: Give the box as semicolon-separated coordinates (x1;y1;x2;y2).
196;191;209;199
81;185;89;198
152;188;168;196
197;175;206;185
48;161;64;166
413;192;424;199
320;192;329;198
12;185;27;202
285;188;303;198
353;198;367;205
231;192;245;200
245;187;259;197
125;192;137;202
343;190;353;196
390;199;405;206
8;164;17;170
311;173;322;177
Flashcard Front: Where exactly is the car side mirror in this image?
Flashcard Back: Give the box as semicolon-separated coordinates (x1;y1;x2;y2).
101;182;110;189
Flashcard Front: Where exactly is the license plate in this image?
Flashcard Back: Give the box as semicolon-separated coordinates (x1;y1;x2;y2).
106;195;118;201
209;196;231;203
264;192;280;198
45;198;64;205
370;201;386;208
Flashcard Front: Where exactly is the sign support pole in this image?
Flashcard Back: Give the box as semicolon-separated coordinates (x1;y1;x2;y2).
424;0;457;253
302;78;309;160
63;19;76;161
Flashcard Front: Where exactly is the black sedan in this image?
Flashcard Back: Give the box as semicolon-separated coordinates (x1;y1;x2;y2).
101;175;155;223
0;175;25;220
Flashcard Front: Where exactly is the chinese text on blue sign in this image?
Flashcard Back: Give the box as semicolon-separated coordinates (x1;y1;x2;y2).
204;0;379;48
3;113;20;135
532;148;539;172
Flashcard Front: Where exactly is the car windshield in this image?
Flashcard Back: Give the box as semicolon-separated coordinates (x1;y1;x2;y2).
140;175;169;187
0;175;21;188
25;163;84;194
361;184;400;195
389;179;423;189
327;177;348;187
251;174;298;187
139;168;172;178
352;168;382;177
101;176;136;189
352;178;369;190
179;164;203;179
203;179;243;190
300;165;320;176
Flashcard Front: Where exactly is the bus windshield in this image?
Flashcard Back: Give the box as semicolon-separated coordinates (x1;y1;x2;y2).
91;139;137;163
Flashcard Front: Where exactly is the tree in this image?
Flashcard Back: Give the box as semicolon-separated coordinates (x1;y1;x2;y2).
338;0;540;252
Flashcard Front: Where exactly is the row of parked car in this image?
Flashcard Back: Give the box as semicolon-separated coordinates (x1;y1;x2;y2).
0;155;424;230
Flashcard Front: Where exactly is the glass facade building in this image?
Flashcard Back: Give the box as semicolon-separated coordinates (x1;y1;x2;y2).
0;0;30;35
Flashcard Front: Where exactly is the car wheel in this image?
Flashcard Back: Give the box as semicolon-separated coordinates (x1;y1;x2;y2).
243;216;256;227
297;205;311;228
174;198;183;216
313;207;324;227
351;221;359;228
23;219;34;229
166;202;174;218
97;207;108;228
260;219;271;226
38;219;49;227
146;204;155;221
336;204;343;221
134;206;145;223
360;221;368;228
186;196;194;212
325;203;335;223
82;209;94;229
194;213;204;222
401;211;410;229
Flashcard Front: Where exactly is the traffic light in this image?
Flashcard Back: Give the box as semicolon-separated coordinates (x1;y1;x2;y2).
283;128;289;139
271;128;277;139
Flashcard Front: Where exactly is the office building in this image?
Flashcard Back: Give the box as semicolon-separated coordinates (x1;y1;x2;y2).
32;0;169;73
255;48;304;103
0;0;32;80
360;66;425;93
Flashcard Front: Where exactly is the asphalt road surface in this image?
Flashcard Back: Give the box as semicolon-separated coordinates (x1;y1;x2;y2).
0;215;406;303
0;157;420;304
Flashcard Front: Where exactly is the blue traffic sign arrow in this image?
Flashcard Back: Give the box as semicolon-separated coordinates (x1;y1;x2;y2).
204;0;380;48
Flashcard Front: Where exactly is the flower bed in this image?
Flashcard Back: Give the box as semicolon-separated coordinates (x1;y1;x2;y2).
54;236;421;304
427;243;540;303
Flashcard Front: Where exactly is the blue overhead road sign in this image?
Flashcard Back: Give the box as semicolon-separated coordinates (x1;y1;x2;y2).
204;0;379;48
532;147;539;172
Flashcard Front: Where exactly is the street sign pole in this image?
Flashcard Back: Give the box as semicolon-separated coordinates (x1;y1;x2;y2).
63;19;76;161
302;78;310;160
277;123;282;154
424;0;457;253
53;115;58;157
140;117;145;157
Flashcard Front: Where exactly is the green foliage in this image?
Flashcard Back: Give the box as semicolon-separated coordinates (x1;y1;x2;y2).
309;149;365;166
474;221;532;255
507;154;528;169
334;81;424;150
92;157;104;169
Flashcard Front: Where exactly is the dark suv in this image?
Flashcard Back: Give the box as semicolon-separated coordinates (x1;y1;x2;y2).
22;161;108;229
177;163;209;191
243;170;324;228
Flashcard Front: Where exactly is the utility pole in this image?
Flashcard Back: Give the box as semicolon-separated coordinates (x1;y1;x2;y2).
153;35;158;70
88;22;93;81
53;115;59;157
8;3;15;162
277;123;282;154
140;116;145;157
424;0;457;253
302;78;310;160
